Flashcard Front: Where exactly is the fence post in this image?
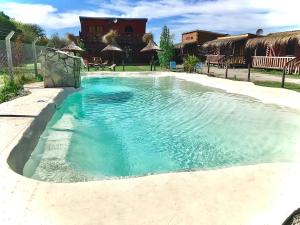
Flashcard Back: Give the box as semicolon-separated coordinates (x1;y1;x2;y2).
247;63;251;81
32;37;39;76
282;67;286;88
5;31;15;81
207;62;210;74
225;63;228;79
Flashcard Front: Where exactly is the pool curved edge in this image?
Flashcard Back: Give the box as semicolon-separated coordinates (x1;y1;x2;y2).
6;85;77;176
1;76;300;225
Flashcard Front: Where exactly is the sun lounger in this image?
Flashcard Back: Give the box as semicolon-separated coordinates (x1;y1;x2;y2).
108;64;116;71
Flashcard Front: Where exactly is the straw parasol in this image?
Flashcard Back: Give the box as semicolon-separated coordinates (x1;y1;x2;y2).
101;30;124;63
61;41;84;55
140;33;161;52
140;40;161;52
101;41;124;52
140;33;161;70
246;30;300;49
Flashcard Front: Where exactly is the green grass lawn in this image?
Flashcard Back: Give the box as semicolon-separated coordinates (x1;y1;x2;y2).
254;81;300;92
81;64;164;72
252;68;300;79
115;65;163;71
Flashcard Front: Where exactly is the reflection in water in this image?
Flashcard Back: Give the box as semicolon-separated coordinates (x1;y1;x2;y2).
86;91;134;104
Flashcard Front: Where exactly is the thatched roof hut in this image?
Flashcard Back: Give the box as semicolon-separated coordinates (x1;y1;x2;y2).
203;33;259;66
203;33;258;49
246;30;300;49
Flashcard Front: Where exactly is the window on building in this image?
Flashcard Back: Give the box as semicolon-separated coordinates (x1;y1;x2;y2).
89;26;95;33
125;26;134;33
95;26;103;34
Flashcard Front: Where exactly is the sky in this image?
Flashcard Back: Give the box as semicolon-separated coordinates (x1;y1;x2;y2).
1;0;300;43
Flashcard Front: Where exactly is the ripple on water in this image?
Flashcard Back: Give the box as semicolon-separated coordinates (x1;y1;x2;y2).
23;76;300;182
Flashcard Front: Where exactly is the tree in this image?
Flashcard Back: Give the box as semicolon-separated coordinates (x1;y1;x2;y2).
47;33;69;49
158;26;175;68
12;21;46;43
0;11;16;39
0;11;47;44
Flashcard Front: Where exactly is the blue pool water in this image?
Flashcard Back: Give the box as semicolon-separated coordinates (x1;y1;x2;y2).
23;76;300;182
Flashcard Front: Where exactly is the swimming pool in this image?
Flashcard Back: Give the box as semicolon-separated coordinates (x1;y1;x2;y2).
23;76;300;182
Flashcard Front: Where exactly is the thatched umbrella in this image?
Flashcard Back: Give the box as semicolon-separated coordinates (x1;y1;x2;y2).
101;30;124;64
140;33;161;71
61;41;84;56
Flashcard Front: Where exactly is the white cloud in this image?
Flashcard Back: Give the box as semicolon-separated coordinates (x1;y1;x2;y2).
1;0;300;41
0;2;115;29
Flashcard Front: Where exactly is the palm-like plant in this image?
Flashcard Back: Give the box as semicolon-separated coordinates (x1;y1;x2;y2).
142;33;154;44
102;30;118;45
183;55;199;73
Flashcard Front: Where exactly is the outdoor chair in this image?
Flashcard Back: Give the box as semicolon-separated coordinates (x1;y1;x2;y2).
82;59;92;71
94;57;109;70
108;64;116;71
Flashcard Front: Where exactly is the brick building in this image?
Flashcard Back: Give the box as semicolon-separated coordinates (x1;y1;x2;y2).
79;16;150;63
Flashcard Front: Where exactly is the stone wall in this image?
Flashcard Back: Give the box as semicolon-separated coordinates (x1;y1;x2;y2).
41;48;81;88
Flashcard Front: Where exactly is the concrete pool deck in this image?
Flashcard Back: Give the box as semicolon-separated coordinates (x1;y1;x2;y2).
1;73;300;225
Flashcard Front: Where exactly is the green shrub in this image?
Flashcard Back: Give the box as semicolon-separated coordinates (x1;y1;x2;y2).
183;55;199;73
35;74;44;82
0;75;24;103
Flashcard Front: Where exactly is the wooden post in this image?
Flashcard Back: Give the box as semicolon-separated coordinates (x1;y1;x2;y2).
32;37;39;76
5;31;15;81
150;53;154;71
207;62;210;74
122;59;125;71
247;63;251;81
282;67;286;88
225;63;228;79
